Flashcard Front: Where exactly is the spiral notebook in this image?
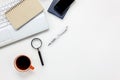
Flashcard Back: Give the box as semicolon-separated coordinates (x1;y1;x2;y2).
5;0;44;30
0;0;21;29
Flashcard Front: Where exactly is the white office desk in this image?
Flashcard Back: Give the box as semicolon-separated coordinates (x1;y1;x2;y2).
1;0;120;80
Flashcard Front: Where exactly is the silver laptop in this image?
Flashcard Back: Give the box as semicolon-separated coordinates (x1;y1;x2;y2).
0;0;49;47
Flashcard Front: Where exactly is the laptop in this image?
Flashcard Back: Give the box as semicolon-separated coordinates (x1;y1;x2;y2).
0;0;49;47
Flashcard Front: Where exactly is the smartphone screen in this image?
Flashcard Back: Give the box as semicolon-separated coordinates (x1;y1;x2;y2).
54;0;74;15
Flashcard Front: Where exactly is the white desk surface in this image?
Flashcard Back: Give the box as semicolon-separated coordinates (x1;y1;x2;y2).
1;0;120;80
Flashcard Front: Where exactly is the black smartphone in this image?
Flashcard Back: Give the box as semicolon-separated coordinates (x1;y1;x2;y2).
54;0;75;15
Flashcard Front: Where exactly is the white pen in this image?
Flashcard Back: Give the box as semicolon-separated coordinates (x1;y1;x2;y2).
48;26;68;46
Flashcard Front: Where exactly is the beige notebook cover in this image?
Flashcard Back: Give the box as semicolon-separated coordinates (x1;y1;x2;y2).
5;0;44;30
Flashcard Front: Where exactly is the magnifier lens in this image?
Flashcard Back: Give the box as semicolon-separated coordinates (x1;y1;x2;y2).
32;39;42;49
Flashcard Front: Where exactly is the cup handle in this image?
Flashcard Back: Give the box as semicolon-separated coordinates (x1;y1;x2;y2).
29;65;34;70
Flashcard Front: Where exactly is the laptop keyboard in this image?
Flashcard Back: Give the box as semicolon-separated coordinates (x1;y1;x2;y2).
0;0;21;28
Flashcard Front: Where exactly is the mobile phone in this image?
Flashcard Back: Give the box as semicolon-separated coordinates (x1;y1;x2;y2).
54;0;74;15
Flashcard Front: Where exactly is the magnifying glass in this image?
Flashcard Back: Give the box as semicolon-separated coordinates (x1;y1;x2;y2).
31;38;44;66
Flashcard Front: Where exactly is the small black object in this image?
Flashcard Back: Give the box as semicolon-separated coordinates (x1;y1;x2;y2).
31;38;44;66
54;0;75;15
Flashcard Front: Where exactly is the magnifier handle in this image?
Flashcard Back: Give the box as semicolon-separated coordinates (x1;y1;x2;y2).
38;50;44;66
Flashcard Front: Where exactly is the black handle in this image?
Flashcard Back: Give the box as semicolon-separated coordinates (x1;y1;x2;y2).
38;49;44;66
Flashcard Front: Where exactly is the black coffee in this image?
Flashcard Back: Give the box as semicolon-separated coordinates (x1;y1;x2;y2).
16;56;30;70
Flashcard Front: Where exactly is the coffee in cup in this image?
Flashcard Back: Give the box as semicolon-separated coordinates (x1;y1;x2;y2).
14;55;34;72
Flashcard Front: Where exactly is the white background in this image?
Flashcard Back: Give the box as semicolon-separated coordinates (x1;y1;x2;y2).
0;0;120;80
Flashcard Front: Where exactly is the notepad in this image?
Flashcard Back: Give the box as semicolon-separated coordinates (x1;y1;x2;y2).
5;0;44;30
0;0;21;28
